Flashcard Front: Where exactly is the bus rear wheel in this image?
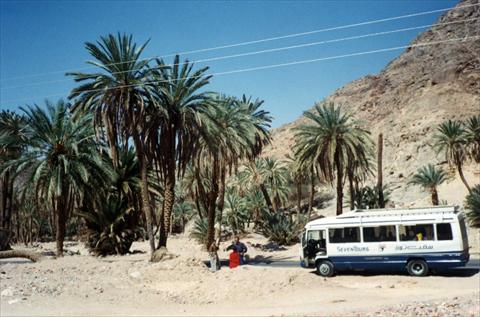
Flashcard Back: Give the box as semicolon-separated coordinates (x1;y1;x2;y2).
407;259;429;277
316;260;334;277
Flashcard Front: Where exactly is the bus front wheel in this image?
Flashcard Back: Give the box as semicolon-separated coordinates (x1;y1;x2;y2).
407;259;429;277
316;260;334;277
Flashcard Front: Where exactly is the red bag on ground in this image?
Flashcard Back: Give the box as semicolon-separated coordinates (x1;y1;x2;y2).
229;252;240;269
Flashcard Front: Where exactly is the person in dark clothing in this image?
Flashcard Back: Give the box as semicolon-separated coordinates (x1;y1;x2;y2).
225;236;248;264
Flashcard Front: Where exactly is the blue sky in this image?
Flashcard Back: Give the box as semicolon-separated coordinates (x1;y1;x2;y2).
0;0;459;127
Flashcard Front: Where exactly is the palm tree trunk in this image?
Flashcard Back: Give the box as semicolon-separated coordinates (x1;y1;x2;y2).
15;207;20;245
260;184;274;212
160;174;174;247
377;133;385;208
132;131;156;255
29;216;33;246
159;129;177;248
194;189;203;220
104;112;119;167
348;169;355;210
157;204;166;246
0;172;13;234
216;167;226;244
194;165;209;216
55;196;66;257
296;181;302;219
431;187;439;206
7;179;14;234
0;250;41;262
0;173;8;231
273;195;280;212
354;178;360;206
307;168;315;220
457;163;471;193
206;155;220;249
335;151;344;216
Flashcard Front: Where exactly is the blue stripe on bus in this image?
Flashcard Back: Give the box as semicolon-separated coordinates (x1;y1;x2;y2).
315;251;469;271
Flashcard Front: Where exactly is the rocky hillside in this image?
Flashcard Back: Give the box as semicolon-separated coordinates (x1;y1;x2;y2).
264;0;480;207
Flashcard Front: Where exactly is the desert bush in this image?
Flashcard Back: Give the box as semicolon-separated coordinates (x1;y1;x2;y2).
351;185;391;209
465;185;480;228
79;197;140;256
259;210;305;245
223;188;251;234
172;201;195;233
190;217;209;245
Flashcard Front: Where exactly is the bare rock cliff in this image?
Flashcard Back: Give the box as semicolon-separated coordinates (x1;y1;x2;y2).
265;0;480;207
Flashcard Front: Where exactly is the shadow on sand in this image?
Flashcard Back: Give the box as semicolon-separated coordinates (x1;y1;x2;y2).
204;254;296;268
306;268;480;278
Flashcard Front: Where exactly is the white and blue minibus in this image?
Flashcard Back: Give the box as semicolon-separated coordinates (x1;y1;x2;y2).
299;206;470;277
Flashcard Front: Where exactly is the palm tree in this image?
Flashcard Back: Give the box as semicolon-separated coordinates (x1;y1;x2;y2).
465;115;480;163
244;189;267;228
376;133;385;208
79;195;139;256
262;158;290;211
172;201;194;233
222;95;271;234
409;164;449;206
238;158;275;211
294;102;372;215
223;187;249;234
351;184;391;210
433;120;471;192
465;185;480;228
288;156;307;217
237;95;272;159
2;100;106;256
68;33;158;255
347;154;374;210
109;149;141;206
148;56;212;248
0;111;27;235
191;95;271;248
180;164;209;220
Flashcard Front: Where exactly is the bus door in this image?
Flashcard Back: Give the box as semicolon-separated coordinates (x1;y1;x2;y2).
304;229;327;260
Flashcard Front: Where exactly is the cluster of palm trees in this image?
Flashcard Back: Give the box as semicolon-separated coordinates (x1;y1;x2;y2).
293;102;374;215
0;34;271;257
181;156;294;245
409;116;479;205
1;33;478;258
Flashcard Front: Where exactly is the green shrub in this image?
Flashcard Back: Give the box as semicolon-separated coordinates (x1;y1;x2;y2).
350;185;391;209
190;217;208;245
172;201;195;233
259;211;305;245
223;189;251;234
79;197;140;256
465;185;480;228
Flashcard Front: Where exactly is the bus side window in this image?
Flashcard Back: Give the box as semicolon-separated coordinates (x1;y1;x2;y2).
329;227;360;243
363;226;396;242
400;224;434;241
436;223;453;240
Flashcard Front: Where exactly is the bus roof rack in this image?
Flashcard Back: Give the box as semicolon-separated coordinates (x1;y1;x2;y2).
336;205;459;219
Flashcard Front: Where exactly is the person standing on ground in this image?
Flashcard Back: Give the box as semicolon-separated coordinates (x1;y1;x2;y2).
208;241;220;272
225;236;248;264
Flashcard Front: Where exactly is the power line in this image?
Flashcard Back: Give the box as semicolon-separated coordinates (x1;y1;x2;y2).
1;2;478;83
1;17;477;91
1;35;478;106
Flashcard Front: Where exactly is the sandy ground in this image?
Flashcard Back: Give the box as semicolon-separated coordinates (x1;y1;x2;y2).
1;233;479;317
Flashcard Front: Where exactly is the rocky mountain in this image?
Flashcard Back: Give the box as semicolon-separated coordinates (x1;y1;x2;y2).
264;0;480;208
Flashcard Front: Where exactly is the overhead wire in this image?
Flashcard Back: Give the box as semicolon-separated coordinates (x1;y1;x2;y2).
1;16;477;91
1;35;478;105
1;2;478;83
